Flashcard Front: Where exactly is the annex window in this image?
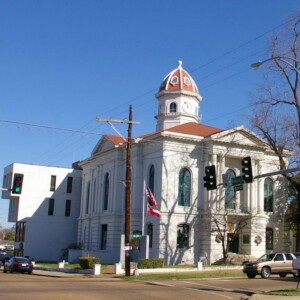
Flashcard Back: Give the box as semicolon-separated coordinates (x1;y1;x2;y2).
65;200;71;217
148;164;155;192
103;173;109;210
264;178;273;212
48;198;55;216
100;224;108;250
177;224;189;249
147;223;153;248
170;102;177;113
178;168;191;207
67;176;73;193
266;227;273;250
225;169;236;209
50;175;56;192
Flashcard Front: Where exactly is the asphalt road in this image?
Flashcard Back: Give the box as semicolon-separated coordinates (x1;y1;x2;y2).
0;272;299;300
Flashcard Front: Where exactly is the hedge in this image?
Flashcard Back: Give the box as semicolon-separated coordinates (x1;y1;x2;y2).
138;258;164;269
79;256;100;269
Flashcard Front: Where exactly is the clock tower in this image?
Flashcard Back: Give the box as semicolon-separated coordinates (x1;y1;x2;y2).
155;61;202;131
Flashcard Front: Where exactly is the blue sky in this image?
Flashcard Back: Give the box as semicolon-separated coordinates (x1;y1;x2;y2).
0;0;299;227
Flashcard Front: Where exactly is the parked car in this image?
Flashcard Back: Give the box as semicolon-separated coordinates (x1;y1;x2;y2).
3;257;33;274
243;252;297;279
0;252;12;267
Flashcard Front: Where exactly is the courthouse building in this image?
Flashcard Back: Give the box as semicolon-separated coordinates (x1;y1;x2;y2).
75;61;290;264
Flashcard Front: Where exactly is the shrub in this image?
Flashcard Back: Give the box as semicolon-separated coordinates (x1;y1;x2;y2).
79;256;100;269
138;258;164;269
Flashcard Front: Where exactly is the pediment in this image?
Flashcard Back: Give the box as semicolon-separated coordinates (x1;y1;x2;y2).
207;126;268;148
91;135;125;156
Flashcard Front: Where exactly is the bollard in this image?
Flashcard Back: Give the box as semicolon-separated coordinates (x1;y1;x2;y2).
94;264;101;275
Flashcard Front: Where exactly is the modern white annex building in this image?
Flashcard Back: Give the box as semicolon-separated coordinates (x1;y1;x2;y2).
1;163;82;261
76;61;291;265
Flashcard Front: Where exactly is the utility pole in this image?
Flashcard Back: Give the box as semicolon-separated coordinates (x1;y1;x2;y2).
96;105;139;277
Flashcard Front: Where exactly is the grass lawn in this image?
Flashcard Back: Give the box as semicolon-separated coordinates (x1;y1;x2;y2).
264;289;300;296
123;269;243;280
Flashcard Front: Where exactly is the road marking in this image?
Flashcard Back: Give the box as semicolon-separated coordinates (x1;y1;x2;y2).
183;281;235;291
182;287;234;299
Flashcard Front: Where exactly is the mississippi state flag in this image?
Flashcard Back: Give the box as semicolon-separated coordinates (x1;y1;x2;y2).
146;186;161;218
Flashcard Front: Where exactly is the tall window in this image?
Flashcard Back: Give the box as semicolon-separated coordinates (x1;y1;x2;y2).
177;224;189;249
266;227;273;250
50;175;56;191
178;168;191;206
65;200;71;217
103;173;109;210
67;176;73;193
170;102;177;113
264;178;273;212
100;224;108;250
148;164;155;192
85;181;90;214
48;198;55;216
225;169;236;209
147;223;153;248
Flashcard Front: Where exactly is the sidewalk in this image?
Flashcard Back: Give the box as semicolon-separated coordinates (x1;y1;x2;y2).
33;264;121;279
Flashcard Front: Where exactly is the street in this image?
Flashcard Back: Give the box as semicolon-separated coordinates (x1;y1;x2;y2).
0;272;299;300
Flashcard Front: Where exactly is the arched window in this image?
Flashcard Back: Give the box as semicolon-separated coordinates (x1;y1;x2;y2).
170;102;177;113
177;224;189;249
147;223;153;248
148;165;155;192
178;168;191;206
103;173;109;210
266;227;273;250
264;178;273;212
85;181;90;214
225;169;236;209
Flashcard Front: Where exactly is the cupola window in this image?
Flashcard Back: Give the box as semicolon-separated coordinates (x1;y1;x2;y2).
170;76;178;85
170;102;177;113
183;76;191;86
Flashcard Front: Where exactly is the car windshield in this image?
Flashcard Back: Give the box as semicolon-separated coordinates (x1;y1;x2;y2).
15;257;29;263
258;254;275;262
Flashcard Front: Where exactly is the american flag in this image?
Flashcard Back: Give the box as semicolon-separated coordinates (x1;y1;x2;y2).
146;186;161;218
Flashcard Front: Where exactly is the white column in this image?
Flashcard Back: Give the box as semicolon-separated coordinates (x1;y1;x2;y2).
257;161;264;214
211;154;217;210
219;154;226;210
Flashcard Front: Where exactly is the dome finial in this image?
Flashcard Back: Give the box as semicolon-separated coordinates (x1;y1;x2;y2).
178;60;183;68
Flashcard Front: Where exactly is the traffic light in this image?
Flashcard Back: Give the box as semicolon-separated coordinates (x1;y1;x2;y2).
12;173;24;194
241;156;253;183
203;165;217;190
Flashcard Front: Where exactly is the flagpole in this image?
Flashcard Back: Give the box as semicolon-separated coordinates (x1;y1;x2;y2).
142;180;146;235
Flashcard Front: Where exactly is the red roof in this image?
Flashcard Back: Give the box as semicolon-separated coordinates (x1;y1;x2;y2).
104;134;126;145
165;122;223;137
139;122;223;140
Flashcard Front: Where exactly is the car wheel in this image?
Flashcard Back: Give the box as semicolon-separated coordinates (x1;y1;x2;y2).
261;267;271;278
247;273;256;279
3;269;7;273
279;274;286;277
28;271;32;275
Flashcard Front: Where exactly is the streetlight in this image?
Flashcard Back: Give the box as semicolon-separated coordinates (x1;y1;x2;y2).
251;56;300;75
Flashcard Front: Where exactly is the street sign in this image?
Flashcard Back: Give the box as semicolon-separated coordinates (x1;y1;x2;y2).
123;246;132;251
234;184;243;192
231;176;244;186
131;230;142;238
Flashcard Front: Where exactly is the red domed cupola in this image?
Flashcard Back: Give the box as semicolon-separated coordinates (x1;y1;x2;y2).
158;60;200;96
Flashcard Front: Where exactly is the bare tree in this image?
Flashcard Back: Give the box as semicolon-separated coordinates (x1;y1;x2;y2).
210;208;252;263
250;13;300;250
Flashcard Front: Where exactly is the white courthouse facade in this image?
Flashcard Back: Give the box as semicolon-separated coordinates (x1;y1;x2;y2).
76;61;291;265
